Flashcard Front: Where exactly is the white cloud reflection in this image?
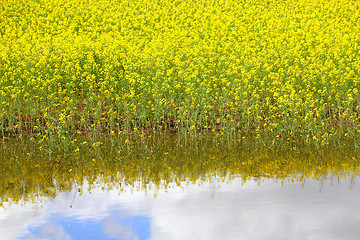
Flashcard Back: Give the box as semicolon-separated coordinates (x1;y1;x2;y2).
148;177;360;240
101;216;138;240
1;176;359;240
21;223;71;240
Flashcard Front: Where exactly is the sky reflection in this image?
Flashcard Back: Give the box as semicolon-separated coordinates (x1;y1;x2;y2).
1;176;359;240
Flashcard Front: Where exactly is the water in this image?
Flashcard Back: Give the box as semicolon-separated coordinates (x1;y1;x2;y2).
0;136;359;239
1;175;360;240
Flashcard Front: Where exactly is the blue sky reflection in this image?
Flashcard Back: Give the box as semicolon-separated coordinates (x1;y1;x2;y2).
18;209;151;240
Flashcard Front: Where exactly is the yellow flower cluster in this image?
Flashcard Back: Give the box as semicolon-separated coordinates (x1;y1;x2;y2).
0;0;359;145
0;134;358;206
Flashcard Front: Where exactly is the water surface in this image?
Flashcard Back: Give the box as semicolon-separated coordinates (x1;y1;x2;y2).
0;136;359;239
2;175;360;240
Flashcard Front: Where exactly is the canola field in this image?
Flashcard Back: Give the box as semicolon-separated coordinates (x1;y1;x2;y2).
1;0;360;147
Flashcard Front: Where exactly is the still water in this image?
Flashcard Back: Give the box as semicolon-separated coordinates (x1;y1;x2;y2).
1;175;360;240
0;136;359;239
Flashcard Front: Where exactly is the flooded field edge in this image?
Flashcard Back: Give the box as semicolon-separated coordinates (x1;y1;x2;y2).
1;133;359;207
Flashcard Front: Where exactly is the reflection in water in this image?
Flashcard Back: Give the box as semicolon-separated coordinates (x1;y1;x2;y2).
1;176;359;240
19;209;150;240
0;135;359;239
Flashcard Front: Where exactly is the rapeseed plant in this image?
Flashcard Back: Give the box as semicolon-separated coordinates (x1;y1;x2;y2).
0;0;359;148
